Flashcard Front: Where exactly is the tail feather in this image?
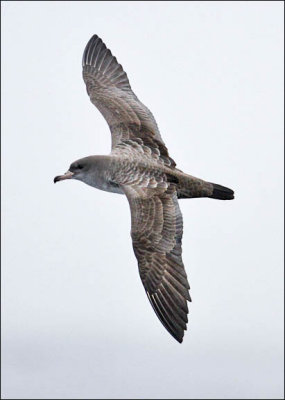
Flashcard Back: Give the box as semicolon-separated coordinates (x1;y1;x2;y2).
209;183;234;200
175;172;234;200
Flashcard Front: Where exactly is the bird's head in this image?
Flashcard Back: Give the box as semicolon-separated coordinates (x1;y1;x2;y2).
54;156;96;183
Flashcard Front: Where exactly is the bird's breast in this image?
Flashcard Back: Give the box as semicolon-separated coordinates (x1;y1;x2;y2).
80;170;124;195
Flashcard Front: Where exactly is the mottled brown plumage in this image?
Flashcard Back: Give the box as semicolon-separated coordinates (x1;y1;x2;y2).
54;34;234;343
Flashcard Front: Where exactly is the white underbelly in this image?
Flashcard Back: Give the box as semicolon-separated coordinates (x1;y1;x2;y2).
82;175;124;194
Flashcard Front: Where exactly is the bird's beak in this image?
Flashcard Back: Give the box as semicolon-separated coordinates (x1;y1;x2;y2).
54;171;74;183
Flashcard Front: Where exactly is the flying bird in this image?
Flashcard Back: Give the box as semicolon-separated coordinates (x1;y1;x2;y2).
54;34;234;343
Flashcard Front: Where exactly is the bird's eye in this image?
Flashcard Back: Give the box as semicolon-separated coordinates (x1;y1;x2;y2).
77;164;83;170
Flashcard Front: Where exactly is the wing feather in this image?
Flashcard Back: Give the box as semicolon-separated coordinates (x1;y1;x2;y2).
82;35;176;168
122;183;191;343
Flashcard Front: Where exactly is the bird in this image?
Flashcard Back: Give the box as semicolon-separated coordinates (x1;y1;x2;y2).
54;34;234;343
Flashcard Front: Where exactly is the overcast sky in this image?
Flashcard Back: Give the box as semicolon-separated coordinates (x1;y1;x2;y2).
2;1;284;399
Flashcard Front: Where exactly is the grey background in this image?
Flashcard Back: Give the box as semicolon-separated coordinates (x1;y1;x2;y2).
2;1;284;399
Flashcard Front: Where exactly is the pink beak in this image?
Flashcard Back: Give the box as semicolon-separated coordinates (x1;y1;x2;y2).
54;170;74;183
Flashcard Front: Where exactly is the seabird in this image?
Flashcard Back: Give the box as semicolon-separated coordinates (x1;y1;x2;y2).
54;34;234;343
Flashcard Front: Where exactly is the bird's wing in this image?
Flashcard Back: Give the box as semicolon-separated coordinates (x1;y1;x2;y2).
82;35;176;168
122;182;191;343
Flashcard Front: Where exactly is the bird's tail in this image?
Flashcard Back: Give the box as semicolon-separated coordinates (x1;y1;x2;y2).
207;183;234;200
175;173;234;200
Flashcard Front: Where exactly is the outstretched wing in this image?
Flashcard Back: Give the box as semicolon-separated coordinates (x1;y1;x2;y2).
82;35;176;168
122;183;191;343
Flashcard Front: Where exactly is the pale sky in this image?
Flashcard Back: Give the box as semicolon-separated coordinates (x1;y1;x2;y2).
2;1;284;399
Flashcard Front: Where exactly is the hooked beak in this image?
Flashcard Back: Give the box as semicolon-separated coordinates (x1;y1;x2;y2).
54;171;74;183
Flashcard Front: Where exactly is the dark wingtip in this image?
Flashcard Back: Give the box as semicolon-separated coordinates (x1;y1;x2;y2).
176;336;183;344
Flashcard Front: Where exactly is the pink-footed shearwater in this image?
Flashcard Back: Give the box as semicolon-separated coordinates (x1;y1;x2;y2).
54;35;234;343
